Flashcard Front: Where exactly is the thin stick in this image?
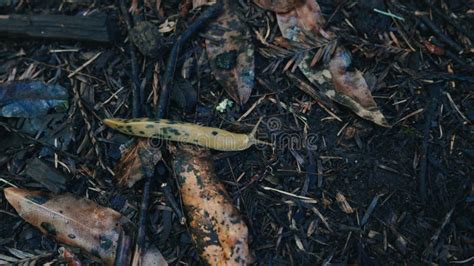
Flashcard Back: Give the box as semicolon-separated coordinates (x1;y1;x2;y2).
419;83;443;201
416;14;464;53
156;3;223;118
119;0;142;117
135;3;223;261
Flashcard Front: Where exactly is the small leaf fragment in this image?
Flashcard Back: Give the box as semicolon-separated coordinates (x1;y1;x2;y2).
205;0;255;104
114;139;162;188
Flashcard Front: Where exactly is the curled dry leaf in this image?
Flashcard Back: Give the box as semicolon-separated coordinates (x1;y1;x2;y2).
205;0;255;105
4;187;124;265
171;144;250;265
258;0;389;126
114;138;162;188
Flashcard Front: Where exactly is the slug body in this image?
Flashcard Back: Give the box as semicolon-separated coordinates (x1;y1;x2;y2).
103;118;269;151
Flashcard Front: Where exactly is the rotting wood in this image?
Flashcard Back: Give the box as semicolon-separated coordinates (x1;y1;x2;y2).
0;14;119;42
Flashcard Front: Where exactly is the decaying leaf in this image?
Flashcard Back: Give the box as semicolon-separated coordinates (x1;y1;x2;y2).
299;48;390;127
275;0;326;39
171;144;250;265
4;187;124;265
0;81;68;118
114;139;162;188
258;0;389;126
205;0;255;105
4;187;167;265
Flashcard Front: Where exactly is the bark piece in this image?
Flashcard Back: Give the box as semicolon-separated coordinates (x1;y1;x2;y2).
23;158;68;193
0;14;118;42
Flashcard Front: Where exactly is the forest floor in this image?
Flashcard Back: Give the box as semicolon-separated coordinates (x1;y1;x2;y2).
0;0;473;265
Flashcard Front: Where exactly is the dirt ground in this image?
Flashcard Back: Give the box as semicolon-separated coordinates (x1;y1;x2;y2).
0;0;473;265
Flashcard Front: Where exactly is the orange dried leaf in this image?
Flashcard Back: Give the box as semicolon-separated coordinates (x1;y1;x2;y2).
172;144;250;265
4;187;123;265
205;0;255;104
423;40;445;55
114;139;162;188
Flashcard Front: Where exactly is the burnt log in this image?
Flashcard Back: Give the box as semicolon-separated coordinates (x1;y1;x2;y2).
0;14;119;42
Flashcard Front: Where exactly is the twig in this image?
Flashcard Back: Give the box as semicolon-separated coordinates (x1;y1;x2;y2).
67;52;102;78
419;83;443;201
156;3;223;118
72;81;106;169
135;3;224;260
422;0;473;41
119;0;141;117
416;14;464;53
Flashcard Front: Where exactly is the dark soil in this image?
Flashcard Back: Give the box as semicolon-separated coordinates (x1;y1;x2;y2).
1;0;473;265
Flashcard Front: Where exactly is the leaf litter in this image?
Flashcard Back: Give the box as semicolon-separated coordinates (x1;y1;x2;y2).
0;0;473;265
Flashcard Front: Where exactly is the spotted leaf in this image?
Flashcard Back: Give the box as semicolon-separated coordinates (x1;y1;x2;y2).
205;0;255;105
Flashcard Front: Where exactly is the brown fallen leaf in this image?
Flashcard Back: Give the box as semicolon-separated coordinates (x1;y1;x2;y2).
205;0;255;105
3;187;167;266
114;138;162;188
275;0;326;39
258;0;390;126
298;47;390;127
171;144;250;265
4;187;123;265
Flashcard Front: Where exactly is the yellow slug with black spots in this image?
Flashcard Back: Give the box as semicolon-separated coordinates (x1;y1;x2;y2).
103;118;271;151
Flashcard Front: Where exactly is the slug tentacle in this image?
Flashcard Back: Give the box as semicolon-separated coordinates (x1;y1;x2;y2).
247;117;273;147
103;118;271;151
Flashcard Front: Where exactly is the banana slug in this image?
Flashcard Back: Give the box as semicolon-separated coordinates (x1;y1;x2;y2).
103;118;271;151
